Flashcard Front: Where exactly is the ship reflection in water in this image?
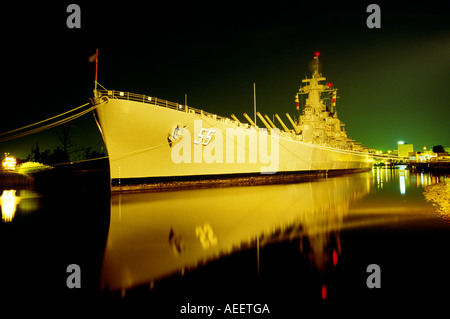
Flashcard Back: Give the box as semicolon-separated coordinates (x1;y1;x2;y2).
101;175;371;294
100;167;449;302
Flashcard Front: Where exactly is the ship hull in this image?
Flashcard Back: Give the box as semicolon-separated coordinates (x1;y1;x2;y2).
95;94;372;188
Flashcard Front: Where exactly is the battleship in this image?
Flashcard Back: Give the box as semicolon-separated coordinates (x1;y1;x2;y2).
92;53;373;190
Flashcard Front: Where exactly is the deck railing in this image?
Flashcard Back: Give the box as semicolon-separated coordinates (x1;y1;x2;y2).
97;89;229;121
95;90;375;154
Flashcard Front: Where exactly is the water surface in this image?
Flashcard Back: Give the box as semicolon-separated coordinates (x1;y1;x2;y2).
1;167;449;313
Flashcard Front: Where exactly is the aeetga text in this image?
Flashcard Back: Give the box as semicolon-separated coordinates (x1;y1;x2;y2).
180;303;270;317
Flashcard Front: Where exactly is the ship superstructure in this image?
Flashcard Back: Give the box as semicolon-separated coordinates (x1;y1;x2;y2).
92;54;372;189
293;52;360;151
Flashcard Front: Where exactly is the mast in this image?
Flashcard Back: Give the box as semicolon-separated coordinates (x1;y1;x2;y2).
95;50;98;88
314;51;320;75
253;82;257;127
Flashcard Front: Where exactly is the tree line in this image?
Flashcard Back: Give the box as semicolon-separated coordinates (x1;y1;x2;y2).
25;143;105;165
24;125;105;165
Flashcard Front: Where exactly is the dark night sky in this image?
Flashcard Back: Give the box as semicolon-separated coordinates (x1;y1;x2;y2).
1;1;449;159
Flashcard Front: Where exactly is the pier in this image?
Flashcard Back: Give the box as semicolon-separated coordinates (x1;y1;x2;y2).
410;161;450;172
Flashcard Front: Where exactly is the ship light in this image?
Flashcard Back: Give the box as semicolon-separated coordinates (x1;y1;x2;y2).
398;141;404;145
2;154;16;171
148;97;152;101
119;92;124;96
327;83;333;87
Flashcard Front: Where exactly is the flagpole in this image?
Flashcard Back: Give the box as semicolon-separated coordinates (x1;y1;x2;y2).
95;49;98;92
253;82;257;127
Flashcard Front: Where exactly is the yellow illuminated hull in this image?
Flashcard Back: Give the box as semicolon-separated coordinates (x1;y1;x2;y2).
95;96;372;184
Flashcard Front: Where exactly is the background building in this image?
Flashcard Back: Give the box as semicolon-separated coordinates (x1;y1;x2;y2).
398;142;413;158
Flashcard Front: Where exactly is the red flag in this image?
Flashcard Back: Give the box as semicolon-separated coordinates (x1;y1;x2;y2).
89;50;99;90
88;53;96;63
